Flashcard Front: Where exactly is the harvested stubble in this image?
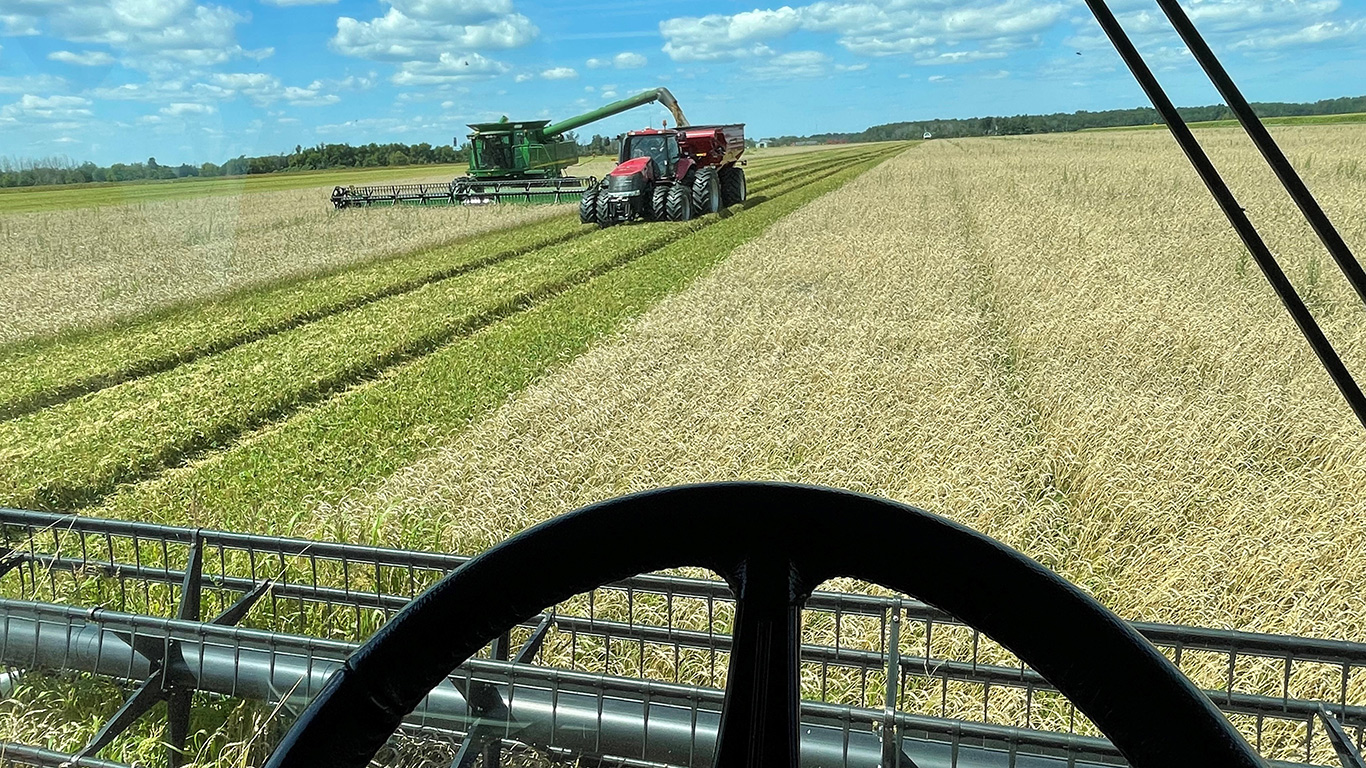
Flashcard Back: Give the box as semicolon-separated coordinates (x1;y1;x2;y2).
324;127;1365;760
0;183;565;344
0;148;895;514
87;146;903;534
0;147;870;421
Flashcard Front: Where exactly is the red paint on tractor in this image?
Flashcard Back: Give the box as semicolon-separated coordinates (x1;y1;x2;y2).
610;157;653;177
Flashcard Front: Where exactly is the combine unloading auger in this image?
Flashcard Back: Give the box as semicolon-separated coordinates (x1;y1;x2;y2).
330;88;690;209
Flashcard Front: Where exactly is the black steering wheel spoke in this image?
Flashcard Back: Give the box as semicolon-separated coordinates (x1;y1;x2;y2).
714;553;811;768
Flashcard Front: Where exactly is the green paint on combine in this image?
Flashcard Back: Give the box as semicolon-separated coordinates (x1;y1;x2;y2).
331;89;689;209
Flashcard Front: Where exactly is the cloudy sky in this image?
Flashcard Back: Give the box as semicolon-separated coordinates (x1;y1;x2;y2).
0;0;1362;166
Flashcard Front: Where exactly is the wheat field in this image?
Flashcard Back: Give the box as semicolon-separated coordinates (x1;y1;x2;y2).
339;126;1366;641
0;182;567;345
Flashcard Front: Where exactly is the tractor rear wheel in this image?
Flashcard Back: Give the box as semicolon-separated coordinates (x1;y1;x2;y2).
594;190;613;227
720;166;747;206
691;167;720;215
651;185;669;221
666;183;693;222
579;187;599;224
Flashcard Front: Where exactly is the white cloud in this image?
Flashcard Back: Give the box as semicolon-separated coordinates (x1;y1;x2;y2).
0;74;68;94
514;72;534;82
261;0;337;5
928;74;950;82
744;49;830;79
0;94;93;124
4;0;262;70
541;66;577;80
331;2;536;63
48;49;116;66
387;0;512;24
661;7;800;60
915;50;1008;65
613;51;647;68
1232;18;1365;49
160;101;216;116
661;1;1067;62
391;52;511;85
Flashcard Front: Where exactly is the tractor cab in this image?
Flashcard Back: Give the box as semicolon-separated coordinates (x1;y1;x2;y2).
619;129;680;179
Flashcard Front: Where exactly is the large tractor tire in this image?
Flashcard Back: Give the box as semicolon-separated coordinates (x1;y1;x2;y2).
579;187;600;224
666;183;693;222
691;167;721;215
720;166;747;206
594;190;613;228
651;185;669;221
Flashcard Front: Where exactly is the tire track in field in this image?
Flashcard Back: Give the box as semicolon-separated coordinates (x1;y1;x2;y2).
0;151;873;423
7;146;908;512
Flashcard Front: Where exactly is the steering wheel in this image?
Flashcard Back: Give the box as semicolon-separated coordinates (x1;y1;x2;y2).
264;482;1263;768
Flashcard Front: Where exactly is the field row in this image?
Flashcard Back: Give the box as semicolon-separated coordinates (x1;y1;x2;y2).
1;144;908;521
0;163;471;214
0;146;876;419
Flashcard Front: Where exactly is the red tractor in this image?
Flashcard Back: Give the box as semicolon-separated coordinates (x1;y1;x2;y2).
580;123;747;226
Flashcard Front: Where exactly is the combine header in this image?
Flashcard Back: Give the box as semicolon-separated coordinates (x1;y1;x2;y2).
3;496;1366;768
330;88;689;209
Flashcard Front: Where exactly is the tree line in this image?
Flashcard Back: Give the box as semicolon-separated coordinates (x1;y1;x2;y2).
761;94;1366;145
0;141;471;188
3;94;1361;188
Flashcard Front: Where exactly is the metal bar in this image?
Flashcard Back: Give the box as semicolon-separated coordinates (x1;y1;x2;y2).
0;741;133;768
0;598;1130;768
1151;0;1366;306
1079;0;1366;428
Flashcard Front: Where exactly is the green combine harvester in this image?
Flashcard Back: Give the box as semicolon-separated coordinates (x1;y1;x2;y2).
330;88;689;208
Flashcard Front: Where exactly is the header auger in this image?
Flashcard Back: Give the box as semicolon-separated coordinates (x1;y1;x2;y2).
330;88;690;209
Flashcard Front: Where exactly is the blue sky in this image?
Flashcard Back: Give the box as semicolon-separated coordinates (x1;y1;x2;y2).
0;0;1362;166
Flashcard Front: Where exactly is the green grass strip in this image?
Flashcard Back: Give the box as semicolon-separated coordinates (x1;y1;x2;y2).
95;146;905;533
0;149;896;512
0;217;588;419
0;150;865;420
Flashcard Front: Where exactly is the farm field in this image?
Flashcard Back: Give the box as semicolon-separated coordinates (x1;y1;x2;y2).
3;128;1366;764
0;162;469;213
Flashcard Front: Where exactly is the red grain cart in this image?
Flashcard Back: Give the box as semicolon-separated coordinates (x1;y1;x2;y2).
580;123;747;226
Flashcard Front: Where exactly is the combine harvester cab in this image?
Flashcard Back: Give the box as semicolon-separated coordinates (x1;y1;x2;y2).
330;88;691;210
582;123;747;227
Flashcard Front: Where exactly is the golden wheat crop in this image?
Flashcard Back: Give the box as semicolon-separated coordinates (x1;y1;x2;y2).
0;180;567;344
319;127;1366;742
347;126;1366;630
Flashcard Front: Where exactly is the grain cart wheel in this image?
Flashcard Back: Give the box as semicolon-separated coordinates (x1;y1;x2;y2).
666;183;693;222
579;187;600;224
691;166;721;215
651;185;669;221
720;165;747;206
594;190;613;228
267;482;1266;768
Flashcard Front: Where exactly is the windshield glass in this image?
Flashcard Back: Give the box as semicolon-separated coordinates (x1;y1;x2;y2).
475;134;513;170
2;4;1365;768
626;134;671;175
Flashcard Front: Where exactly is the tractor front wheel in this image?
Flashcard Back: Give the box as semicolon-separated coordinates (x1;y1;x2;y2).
579;187;600;224
691;167;721;215
651;185;669;221
666;183;693;222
